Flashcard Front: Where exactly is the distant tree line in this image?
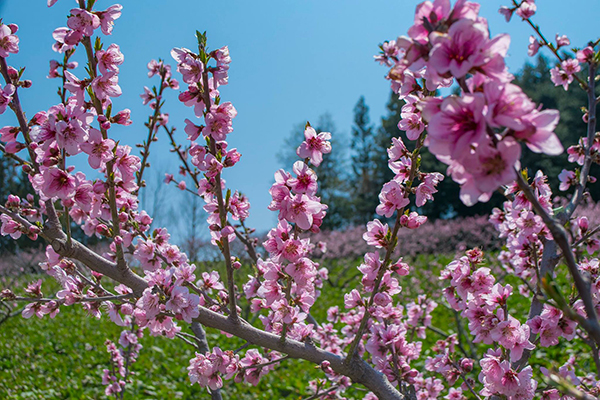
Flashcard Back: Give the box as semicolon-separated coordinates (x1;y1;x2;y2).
278;55;600;231
3;57;597;239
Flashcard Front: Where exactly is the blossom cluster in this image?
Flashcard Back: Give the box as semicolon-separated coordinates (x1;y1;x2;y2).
376;0;563;206
558;132;600;193
169;40;249;249
102;328;143;396
3;3;213;345
490;171;553;289
187;347;283;390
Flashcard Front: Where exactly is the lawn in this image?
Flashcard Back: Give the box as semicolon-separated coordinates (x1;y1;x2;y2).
0;252;590;399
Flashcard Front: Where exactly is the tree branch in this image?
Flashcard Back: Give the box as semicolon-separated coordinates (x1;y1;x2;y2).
192;307;404;400
515;172;600;345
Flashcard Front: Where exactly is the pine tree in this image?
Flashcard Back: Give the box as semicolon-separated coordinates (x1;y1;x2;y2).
349;96;378;225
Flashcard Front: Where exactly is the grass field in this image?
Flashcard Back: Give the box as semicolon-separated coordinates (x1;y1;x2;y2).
0;252;590;399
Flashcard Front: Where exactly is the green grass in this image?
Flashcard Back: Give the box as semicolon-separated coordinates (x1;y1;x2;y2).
0;253;595;399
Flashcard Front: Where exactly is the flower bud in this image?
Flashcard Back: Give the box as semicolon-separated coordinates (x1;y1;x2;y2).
96;224;110;236
97;114;109;125
4;141;25;154
1;289;16;299
578;216;589;232
30;112;48;125
121;303;133;315
460;358;473;372
112;109;132;125
7;66;18;80
118;212;128;223
59;259;76;274
91;271;103;280
373;292;391;306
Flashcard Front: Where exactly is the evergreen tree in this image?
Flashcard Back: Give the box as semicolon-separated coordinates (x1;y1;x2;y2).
349;96;379;225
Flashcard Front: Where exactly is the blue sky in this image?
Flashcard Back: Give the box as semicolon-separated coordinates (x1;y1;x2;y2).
1;0;599;241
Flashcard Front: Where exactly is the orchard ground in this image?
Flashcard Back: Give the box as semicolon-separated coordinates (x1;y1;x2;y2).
0;253;480;399
1;218;596;399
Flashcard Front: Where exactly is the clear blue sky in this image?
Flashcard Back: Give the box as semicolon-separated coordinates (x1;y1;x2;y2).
1;0;598;240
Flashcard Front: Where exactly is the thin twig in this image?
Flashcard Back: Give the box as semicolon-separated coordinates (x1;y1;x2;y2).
176;333;200;349
301;385;340;400
12;293;133;303
510;0;588;90
137;71;168;190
